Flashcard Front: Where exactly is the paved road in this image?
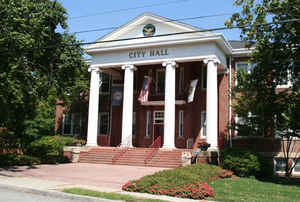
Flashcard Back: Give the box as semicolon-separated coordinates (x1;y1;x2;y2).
0;184;119;202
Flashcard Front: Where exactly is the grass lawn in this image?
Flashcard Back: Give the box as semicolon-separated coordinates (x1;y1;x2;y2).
209;177;300;202
63;188;168;202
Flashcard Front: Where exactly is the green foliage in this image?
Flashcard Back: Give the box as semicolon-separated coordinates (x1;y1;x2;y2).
0;153;40;167
26;135;75;164
0;0;88;150
131;163;222;192
220;148;263;177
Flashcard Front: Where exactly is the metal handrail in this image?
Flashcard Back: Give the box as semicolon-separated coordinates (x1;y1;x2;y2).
144;136;161;164
112;136;131;164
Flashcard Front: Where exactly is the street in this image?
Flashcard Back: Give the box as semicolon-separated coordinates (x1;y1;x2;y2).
0;184;116;202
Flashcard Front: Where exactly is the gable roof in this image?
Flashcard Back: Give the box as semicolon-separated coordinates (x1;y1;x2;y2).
86;12;216;50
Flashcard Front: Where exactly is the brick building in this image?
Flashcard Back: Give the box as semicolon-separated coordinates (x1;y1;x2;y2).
56;13;299;173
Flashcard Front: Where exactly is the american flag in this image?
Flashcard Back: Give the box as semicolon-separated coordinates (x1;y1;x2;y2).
138;76;152;103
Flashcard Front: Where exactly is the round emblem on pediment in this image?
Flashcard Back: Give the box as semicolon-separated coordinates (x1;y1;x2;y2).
143;24;156;37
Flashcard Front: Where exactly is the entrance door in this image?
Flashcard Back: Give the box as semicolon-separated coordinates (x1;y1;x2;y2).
153;111;164;147
154;125;164;147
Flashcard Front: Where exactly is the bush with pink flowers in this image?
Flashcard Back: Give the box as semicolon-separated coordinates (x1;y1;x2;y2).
122;163;233;200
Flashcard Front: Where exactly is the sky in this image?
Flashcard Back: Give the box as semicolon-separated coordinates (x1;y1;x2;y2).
58;0;243;44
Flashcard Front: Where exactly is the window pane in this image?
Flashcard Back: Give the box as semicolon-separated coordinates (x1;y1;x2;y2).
179;111;183;137
146;111;151;137
72;114;81;135
179;68;184;94
201;112;206;137
101;73;110;93
156;70;165;94
132;112;136;136
237;63;249;71
294;159;300;172
63;114;71;134
99;113;109;135
275;158;286;172
202;66;207;89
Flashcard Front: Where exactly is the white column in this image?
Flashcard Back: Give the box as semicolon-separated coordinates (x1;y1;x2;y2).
162;61;177;149
86;67;101;146
204;57;220;150
120;64;136;147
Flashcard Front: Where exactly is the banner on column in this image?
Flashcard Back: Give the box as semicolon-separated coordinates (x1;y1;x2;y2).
112;85;123;106
187;79;198;103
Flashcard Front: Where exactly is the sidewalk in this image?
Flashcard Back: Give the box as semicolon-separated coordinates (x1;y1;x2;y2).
0;163;211;202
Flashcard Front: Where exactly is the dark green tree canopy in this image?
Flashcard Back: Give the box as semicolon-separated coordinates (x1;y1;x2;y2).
227;0;299;177
0;0;88;146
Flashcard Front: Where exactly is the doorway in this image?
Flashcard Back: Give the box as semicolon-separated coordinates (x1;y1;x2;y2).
153;111;164;147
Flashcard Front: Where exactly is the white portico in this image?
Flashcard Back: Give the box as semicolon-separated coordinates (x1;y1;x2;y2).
85;13;232;150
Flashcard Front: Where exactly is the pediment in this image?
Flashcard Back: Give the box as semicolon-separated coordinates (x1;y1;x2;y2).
86;13;216;50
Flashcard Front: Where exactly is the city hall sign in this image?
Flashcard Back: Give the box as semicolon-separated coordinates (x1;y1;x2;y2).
128;49;169;59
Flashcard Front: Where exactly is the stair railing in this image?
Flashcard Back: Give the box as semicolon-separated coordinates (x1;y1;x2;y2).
112;136;132;164
144;136;161;164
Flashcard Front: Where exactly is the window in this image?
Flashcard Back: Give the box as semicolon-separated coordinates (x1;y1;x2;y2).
277;69;292;88
201;65;207;89
274;158;286;173
235;62;253;86
146;111;151;137
133;112;136;137
98;112;110;135
156;69;165;94
63;113;81;136
179;67;184;94
134;71;137;93
154;111;164;124
235;112;261;137
100;72;110;94
178;111;184;137
293;159;300;173
274;158;300;175
200;111;206;138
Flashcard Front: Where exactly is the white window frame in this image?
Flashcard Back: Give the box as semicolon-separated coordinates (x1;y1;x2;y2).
200;111;206;138
100;72;110;94
178;110;184;137
145;111;151;138
98;112;110;135
156;69;165;94
235;61;253;86
62;113;81;136
153;111;164;124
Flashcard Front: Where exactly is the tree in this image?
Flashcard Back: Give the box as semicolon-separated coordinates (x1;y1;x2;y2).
0;0;88;149
226;0;300;177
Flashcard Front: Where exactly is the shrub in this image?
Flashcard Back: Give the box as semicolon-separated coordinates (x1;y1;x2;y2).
0;153;40;167
122;163;233;200
220;147;264;177
123;181;214;200
26;135;75;164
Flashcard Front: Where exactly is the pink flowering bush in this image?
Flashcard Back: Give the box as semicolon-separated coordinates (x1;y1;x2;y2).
123;181;214;200
122;163;233;200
